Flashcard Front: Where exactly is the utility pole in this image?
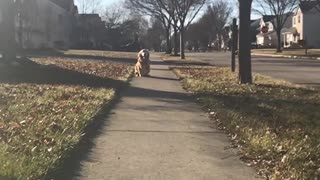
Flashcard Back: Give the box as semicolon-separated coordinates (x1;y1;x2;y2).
231;18;238;72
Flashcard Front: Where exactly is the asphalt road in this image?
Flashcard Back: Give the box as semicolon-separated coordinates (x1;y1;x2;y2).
186;52;320;88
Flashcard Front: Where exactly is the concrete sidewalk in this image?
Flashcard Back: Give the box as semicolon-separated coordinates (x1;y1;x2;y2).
252;53;320;60
73;59;259;180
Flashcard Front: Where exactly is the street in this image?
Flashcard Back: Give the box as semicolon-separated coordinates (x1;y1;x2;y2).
186;52;320;88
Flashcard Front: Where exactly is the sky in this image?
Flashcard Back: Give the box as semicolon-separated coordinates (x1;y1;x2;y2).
74;0;261;19
96;0;118;6
74;0;118;8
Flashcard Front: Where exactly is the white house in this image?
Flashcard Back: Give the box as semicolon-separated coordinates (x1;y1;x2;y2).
0;0;78;50
256;16;276;47
16;0;78;49
256;15;293;48
282;1;320;48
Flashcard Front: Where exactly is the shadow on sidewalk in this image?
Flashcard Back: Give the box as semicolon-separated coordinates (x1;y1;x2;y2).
45;67;204;179
45;85;199;179
146;75;181;81
45;91;121;179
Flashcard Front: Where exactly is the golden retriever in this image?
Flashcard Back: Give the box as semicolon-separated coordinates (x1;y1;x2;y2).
135;49;150;77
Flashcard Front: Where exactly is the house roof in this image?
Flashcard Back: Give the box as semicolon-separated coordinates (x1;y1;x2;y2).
282;27;298;34
262;15;276;22
79;14;104;26
299;1;320;13
251;19;260;27
79;14;101;20
49;0;74;10
257;31;276;37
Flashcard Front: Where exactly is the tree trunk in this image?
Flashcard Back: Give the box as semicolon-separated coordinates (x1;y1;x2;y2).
173;26;179;56
165;27;172;54
180;26;185;59
238;0;253;84
276;29;282;53
231;18;237;72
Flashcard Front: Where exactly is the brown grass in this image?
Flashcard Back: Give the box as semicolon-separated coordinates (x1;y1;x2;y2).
173;66;320;180
160;54;211;66
0;52;133;179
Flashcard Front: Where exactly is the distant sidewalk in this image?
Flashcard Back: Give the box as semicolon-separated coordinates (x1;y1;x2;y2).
252;49;320;60
252;53;320;60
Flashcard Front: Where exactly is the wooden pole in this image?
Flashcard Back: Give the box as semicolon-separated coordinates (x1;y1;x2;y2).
231;18;238;72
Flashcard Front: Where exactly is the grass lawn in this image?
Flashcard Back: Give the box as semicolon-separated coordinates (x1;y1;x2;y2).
0;52;133;179
161;54;211;66
64;49;139;59
252;49;320;57
172;66;320;179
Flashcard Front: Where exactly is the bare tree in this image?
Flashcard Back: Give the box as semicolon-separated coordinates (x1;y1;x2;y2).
125;0;173;54
144;18;166;51
160;0;206;59
0;0;16;62
185;1;232;50
316;0;320;11
253;0;299;52
238;0;253;84
104;3;127;29
300;0;320;12
126;0;206;58
77;0;102;14
205;1;232;48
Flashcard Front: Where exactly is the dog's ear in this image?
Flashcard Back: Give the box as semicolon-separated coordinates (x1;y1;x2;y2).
144;50;149;59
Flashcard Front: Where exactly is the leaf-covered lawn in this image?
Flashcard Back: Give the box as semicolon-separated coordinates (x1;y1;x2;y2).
173;67;320;180
33;57;132;80
0;57;132;179
64;49;139;59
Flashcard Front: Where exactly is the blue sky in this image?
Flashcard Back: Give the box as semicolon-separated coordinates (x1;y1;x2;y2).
74;0;118;7
96;0;118;6
74;0;260;19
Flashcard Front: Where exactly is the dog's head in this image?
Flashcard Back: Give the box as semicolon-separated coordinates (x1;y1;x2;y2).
138;49;150;60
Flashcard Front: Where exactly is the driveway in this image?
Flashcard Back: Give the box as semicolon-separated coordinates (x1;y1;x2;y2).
186;52;320;88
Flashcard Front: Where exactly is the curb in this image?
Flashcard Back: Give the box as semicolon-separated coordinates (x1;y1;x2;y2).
252;53;320;60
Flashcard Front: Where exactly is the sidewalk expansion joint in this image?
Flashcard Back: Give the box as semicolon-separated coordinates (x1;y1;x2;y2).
107;129;223;134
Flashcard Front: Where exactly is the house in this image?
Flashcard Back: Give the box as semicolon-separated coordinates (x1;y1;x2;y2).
74;14;107;49
17;0;78;49
282;1;320;48
255;14;293;48
255;15;276;47
0;0;78;50
220;26;232;50
250;19;261;45
1;0;109;50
